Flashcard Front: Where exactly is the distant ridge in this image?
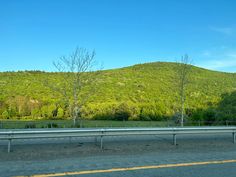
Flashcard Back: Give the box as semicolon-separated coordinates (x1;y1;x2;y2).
0;62;235;120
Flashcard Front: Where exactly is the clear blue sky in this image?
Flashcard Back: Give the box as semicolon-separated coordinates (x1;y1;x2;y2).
0;0;236;72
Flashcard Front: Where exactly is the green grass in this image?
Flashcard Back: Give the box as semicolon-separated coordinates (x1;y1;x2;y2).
0;119;173;129
1;119;234;129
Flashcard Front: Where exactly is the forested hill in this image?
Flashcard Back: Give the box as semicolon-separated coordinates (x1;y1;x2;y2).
0;62;236;121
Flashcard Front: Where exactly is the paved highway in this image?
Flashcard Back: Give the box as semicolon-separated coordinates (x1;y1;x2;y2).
0;133;235;177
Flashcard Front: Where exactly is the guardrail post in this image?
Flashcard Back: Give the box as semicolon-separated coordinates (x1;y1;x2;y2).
69;137;72;143
8;139;11;153
233;132;236;144
100;130;104;150
100;136;103;149
173;134;177;146
94;136;97;144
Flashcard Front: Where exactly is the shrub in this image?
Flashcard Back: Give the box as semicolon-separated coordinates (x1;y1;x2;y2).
25;123;36;128
114;103;131;121
57;107;64;119
2;110;10;119
47;123;58;128
203;109;217;125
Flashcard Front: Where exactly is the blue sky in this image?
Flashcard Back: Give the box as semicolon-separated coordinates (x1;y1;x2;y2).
0;0;236;72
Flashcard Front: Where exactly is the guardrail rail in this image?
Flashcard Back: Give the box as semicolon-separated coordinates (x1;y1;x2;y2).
0;127;236;153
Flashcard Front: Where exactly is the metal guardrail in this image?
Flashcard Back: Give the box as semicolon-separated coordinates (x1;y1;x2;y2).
0;127;236;153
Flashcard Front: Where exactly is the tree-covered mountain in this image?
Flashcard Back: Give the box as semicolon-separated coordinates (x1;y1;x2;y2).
0;62;236;122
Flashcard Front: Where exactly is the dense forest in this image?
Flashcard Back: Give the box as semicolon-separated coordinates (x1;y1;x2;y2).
0;62;236;122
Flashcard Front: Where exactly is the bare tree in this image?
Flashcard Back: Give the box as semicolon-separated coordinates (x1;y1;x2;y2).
50;47;100;127
176;54;192;127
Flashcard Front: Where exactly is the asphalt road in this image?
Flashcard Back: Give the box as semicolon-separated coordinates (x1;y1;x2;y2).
0;133;236;177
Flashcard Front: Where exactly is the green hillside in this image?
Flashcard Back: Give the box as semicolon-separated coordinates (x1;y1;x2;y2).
0;62;236;122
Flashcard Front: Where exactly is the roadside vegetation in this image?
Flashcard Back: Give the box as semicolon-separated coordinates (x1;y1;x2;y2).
0;119;234;129
0;62;235;125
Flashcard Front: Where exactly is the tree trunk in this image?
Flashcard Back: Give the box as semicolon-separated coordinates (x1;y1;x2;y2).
181;99;184;127
180;82;185;127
